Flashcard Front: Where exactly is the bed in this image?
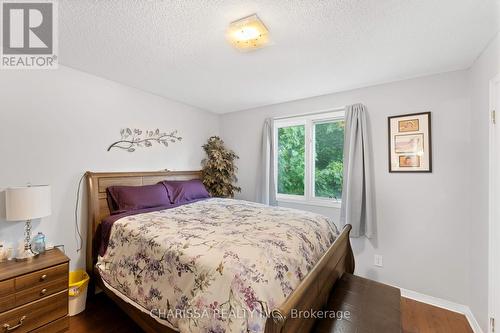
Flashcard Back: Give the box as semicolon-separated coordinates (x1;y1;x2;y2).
86;170;354;333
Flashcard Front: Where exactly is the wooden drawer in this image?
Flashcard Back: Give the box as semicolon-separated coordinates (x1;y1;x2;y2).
14;263;68;292
30;316;68;333
0;294;14;313
0;290;67;333
15;276;67;307
0;280;14;297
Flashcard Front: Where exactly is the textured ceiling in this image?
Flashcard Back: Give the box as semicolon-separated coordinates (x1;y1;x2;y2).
60;0;499;113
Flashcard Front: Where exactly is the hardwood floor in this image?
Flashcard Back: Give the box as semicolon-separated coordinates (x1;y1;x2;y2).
401;298;473;333
68;293;142;333
68;294;473;333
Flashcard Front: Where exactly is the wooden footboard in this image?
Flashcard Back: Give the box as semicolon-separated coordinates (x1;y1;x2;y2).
265;224;354;333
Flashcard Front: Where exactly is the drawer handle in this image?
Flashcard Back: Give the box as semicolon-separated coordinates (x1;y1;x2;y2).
3;315;26;331
40;288;47;296
40;274;47;281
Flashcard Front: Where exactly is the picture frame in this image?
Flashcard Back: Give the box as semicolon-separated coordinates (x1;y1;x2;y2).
388;112;432;172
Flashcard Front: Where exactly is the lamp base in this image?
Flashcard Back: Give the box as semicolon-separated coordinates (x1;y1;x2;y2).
15;219;39;261
15;248;39;262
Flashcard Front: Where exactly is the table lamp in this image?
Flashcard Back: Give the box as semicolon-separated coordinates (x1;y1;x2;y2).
5;185;51;261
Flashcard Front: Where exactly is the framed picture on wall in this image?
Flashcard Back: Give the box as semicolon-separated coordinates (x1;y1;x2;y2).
388;112;432;172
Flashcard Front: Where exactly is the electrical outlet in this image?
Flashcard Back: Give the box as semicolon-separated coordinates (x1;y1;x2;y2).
374;254;383;267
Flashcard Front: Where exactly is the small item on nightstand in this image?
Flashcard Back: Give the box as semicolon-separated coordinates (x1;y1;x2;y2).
17;240;28;258
6;246;13;260
32;232;46;254
0;244;8;262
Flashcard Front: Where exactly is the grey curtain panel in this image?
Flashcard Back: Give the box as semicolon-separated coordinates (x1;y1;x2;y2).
340;104;375;238
256;118;277;206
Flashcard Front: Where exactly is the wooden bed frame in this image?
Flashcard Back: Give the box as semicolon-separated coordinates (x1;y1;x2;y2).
86;170;355;333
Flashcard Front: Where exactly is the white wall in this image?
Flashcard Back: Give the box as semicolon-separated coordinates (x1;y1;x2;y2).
0;66;219;270
221;70;473;307
469;33;500;331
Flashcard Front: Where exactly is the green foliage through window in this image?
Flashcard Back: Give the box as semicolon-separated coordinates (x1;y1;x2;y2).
314;121;344;199
276;119;344;201
277;125;305;195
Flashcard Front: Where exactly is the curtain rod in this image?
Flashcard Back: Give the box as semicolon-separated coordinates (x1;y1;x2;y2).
272;106;346;120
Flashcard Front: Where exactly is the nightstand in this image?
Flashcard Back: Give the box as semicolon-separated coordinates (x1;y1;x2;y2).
0;249;69;333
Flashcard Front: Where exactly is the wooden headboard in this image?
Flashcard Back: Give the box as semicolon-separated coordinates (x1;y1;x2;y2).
85;170;203;275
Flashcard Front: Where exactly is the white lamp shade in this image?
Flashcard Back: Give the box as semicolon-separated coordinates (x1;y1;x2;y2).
5;185;51;221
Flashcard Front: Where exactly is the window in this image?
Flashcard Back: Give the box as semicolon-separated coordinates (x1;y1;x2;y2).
277;124;305;195
274;110;345;207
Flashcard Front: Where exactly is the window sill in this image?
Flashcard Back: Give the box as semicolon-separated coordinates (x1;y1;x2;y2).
276;197;341;209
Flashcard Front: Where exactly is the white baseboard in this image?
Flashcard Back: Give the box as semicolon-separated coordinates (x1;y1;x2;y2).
401;288;484;333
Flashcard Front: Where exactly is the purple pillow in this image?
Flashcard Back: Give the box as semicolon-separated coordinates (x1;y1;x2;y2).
106;183;171;214
161;179;210;204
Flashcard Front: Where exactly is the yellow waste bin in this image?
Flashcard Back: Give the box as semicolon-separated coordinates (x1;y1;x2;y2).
68;270;90;316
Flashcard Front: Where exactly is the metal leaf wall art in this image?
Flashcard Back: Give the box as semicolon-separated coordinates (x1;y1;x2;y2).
107;128;182;152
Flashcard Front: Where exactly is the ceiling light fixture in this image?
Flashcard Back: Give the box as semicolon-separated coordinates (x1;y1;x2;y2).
227;14;270;52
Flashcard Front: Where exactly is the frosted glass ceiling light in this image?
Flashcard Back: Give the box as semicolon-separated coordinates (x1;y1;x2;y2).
227;14;270;52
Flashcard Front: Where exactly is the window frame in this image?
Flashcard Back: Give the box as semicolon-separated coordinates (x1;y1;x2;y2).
273;109;345;208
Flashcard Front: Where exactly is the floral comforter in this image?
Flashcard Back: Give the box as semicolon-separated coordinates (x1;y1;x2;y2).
97;198;339;333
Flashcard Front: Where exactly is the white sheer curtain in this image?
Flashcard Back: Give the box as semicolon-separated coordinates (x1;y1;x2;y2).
256;118;277;206
340;104;375;238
